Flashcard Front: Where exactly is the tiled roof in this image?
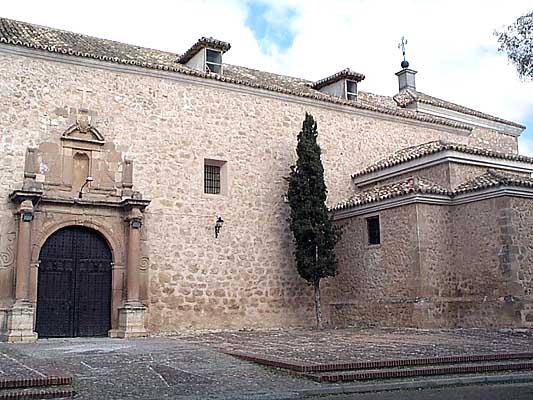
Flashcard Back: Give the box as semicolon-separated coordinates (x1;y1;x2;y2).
455;169;533;194
334;177;450;211
0;17;478;131
335;170;533;211
393;89;525;129
311;68;365;90
177;37;231;64
352;140;533;178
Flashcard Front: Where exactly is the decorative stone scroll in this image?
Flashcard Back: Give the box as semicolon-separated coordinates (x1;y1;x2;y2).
0;232;16;269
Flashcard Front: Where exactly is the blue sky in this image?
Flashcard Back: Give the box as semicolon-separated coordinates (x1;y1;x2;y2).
245;1;298;54
1;0;532;152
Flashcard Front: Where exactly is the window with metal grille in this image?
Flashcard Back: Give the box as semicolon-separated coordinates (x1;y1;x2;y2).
367;216;380;245
204;164;221;194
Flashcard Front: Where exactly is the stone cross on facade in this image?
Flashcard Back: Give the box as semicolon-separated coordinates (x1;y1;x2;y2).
76;87;93;112
75;87;94;133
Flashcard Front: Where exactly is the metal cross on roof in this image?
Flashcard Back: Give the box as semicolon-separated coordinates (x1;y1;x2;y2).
398;36;407;61
398;36;409;68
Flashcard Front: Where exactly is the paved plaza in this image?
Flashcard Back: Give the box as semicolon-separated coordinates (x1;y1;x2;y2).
1;328;533;399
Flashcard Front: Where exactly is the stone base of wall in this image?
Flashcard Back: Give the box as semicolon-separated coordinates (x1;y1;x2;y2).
329;301;415;328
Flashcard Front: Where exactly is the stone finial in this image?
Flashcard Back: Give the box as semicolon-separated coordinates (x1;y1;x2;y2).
123;160;133;189
23;148;38;179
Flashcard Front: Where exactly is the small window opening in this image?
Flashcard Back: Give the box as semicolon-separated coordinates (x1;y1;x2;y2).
204;164;221;194
346;80;358;101
206;49;222;74
367;216;380;245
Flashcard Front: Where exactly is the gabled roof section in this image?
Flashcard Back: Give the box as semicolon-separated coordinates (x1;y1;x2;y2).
393;89;525;129
352;140;533;179
177;37;231;64
455;169;533;194
334;177;450;211
0;17;504;132
335;170;533;213
311;68;365;90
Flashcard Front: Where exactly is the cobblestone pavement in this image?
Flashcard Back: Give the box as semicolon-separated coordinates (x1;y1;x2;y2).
182;327;533;363
1;328;533;399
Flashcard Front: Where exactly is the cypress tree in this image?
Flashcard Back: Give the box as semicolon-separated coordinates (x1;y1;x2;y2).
287;112;342;329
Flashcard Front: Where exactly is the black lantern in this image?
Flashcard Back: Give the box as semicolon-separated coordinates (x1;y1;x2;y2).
215;215;224;239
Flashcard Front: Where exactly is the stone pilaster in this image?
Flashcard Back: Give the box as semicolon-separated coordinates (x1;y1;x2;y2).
113;207;147;338
4;199;38;342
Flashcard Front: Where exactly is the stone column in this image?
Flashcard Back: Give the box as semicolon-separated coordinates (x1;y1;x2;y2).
126;210;141;302
112;207;148;338
4;200;38;342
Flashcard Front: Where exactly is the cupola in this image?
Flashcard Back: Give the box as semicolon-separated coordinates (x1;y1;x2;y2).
177;37;231;75
311;69;365;101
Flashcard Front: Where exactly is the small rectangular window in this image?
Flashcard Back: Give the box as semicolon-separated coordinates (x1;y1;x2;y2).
206;49;222;74
367;216;380;245
346;80;357;101
204;164;221;194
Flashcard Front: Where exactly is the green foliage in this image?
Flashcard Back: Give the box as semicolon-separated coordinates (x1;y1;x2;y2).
287;113;342;285
495;11;533;80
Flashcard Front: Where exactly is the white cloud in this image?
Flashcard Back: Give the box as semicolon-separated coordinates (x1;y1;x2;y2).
2;0;532;140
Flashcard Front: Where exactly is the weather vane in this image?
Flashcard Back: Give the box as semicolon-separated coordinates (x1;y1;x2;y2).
398;36;409;69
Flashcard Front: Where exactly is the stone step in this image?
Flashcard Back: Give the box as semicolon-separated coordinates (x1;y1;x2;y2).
304;360;533;382
0;387;76;400
0;377;72;391
225;349;533;373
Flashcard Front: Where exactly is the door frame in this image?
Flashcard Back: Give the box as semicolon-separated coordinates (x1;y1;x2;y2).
35;225;113;337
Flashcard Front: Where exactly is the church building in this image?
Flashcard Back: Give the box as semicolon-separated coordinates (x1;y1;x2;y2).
0;17;531;342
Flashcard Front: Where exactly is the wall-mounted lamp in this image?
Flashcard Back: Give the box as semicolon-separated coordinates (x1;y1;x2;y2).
215;215;224;239
21;211;34;222
131;218;143;229
78;176;94;199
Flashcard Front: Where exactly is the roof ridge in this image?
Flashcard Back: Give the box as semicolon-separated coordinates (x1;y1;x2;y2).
395;89;525;129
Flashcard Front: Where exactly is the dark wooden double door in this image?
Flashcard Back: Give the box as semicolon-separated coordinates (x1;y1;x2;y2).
35;226;112;338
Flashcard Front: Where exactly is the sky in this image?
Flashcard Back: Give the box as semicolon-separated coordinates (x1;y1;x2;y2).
2;0;533;153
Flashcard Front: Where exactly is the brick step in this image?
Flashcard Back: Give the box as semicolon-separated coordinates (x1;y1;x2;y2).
225;349;533;373
0;377;72;391
0;387;76;400
304;360;533;383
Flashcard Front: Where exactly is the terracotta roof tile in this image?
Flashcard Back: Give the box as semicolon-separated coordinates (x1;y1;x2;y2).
336;170;533;212
311;68;365;90
393;89;525;129
177;37;231;64
0;17;477;131
455;169;533;194
333;177;451;211
352;140;533;178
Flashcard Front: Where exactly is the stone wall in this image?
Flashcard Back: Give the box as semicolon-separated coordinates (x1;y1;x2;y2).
0;49;521;332
327;205;419;327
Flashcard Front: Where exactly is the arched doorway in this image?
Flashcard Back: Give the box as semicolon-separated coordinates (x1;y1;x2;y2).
35;226;113;338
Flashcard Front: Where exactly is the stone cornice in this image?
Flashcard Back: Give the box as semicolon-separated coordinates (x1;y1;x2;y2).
333;185;533;220
353;150;533;187
0;44;471;136
10;190;150;210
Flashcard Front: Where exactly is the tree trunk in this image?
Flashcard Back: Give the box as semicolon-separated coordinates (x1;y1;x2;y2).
314;279;323;329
